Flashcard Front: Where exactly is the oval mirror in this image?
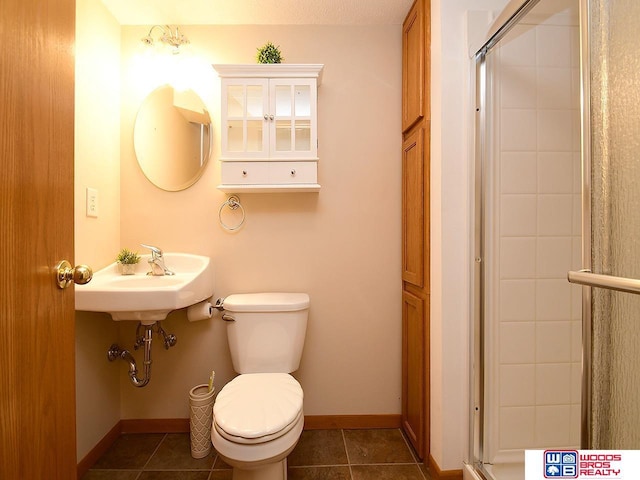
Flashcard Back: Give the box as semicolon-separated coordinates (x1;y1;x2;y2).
134;85;212;191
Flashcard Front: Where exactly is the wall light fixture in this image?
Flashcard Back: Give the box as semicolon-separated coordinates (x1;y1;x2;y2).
141;25;189;54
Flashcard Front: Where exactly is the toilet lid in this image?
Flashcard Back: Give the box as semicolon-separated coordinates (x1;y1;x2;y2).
213;373;303;442
223;293;310;312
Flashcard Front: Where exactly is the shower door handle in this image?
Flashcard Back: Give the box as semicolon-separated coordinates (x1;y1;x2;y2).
568;269;640;295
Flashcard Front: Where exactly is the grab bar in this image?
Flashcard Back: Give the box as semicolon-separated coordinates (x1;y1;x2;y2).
568;269;640;295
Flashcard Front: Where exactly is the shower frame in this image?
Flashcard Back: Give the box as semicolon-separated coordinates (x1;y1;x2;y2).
470;0;592;477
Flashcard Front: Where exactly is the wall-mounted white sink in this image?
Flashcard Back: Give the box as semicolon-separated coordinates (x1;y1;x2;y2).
75;253;214;324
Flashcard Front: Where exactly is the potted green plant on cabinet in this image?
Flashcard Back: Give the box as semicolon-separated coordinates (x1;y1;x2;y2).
256;42;283;64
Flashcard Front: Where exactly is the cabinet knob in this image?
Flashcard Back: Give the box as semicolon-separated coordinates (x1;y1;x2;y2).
290;169;296;176
242;170;247;176
263;114;269;120
269;115;274;121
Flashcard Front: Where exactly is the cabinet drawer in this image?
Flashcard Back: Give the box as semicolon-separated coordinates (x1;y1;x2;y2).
269;162;317;184
221;162;269;184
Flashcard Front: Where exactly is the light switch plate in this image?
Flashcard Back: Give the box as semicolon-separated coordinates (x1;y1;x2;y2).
86;187;98;218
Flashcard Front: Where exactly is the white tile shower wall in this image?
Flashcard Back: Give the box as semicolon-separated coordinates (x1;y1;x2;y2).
493;18;582;455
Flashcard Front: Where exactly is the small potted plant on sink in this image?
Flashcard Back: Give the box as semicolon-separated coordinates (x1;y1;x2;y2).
116;248;140;275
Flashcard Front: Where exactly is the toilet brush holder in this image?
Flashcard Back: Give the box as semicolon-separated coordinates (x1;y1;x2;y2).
189;384;216;459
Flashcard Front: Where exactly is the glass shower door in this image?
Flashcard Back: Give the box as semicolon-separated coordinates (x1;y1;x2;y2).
567;0;640;449
473;2;582;478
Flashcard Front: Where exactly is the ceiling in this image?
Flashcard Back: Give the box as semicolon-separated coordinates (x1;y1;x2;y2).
100;0;415;26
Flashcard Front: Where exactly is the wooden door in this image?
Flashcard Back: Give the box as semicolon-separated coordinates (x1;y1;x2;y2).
0;0;77;478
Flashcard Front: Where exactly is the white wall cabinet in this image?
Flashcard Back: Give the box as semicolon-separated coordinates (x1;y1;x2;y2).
213;64;324;192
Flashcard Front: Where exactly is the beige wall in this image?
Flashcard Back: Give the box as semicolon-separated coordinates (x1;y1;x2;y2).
74;11;403;457
74;0;122;461
73;2;526;472
118;24;402;419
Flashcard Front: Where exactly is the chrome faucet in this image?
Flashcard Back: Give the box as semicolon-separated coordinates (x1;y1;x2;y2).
141;244;175;276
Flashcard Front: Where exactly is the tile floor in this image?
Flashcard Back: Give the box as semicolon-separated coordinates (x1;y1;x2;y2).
81;429;432;480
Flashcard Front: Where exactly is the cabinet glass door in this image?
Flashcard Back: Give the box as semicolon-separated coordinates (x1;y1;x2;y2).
223;80;268;157
270;80;316;157
246;85;264;152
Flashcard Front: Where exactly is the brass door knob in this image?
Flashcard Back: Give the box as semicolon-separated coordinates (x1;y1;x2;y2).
55;260;93;289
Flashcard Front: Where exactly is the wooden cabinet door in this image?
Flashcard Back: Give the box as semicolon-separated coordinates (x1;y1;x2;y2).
402;289;428;458
402;127;425;288
401;0;430;465
402;0;426;132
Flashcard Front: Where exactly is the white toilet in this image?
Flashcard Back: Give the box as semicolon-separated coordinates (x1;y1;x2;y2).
211;292;309;480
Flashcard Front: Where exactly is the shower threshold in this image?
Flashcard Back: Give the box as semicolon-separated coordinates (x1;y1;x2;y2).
464;462;524;480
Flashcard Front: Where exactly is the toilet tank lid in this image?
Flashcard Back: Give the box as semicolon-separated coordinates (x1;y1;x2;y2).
223;293;309;312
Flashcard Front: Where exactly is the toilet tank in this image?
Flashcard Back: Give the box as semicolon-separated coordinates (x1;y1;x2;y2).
223;293;309;374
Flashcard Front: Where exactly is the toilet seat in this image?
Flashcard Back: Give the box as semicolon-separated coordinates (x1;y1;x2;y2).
213;373;303;445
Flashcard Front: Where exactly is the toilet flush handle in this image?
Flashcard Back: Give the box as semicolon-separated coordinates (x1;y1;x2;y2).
214;298;225;310
214;298;235;321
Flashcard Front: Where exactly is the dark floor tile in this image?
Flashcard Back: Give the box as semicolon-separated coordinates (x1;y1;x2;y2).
138;472;210;480
81;471;140;480
288;466;352;480
352;464;425;480
213;454;232;469
398;430;422;462
91;433;166;469
288;430;349;466
145;433;214;470
419;463;432;479
209;471;233;480
344;429;415;464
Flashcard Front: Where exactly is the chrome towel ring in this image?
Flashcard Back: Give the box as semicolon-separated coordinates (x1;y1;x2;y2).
219;195;245;231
